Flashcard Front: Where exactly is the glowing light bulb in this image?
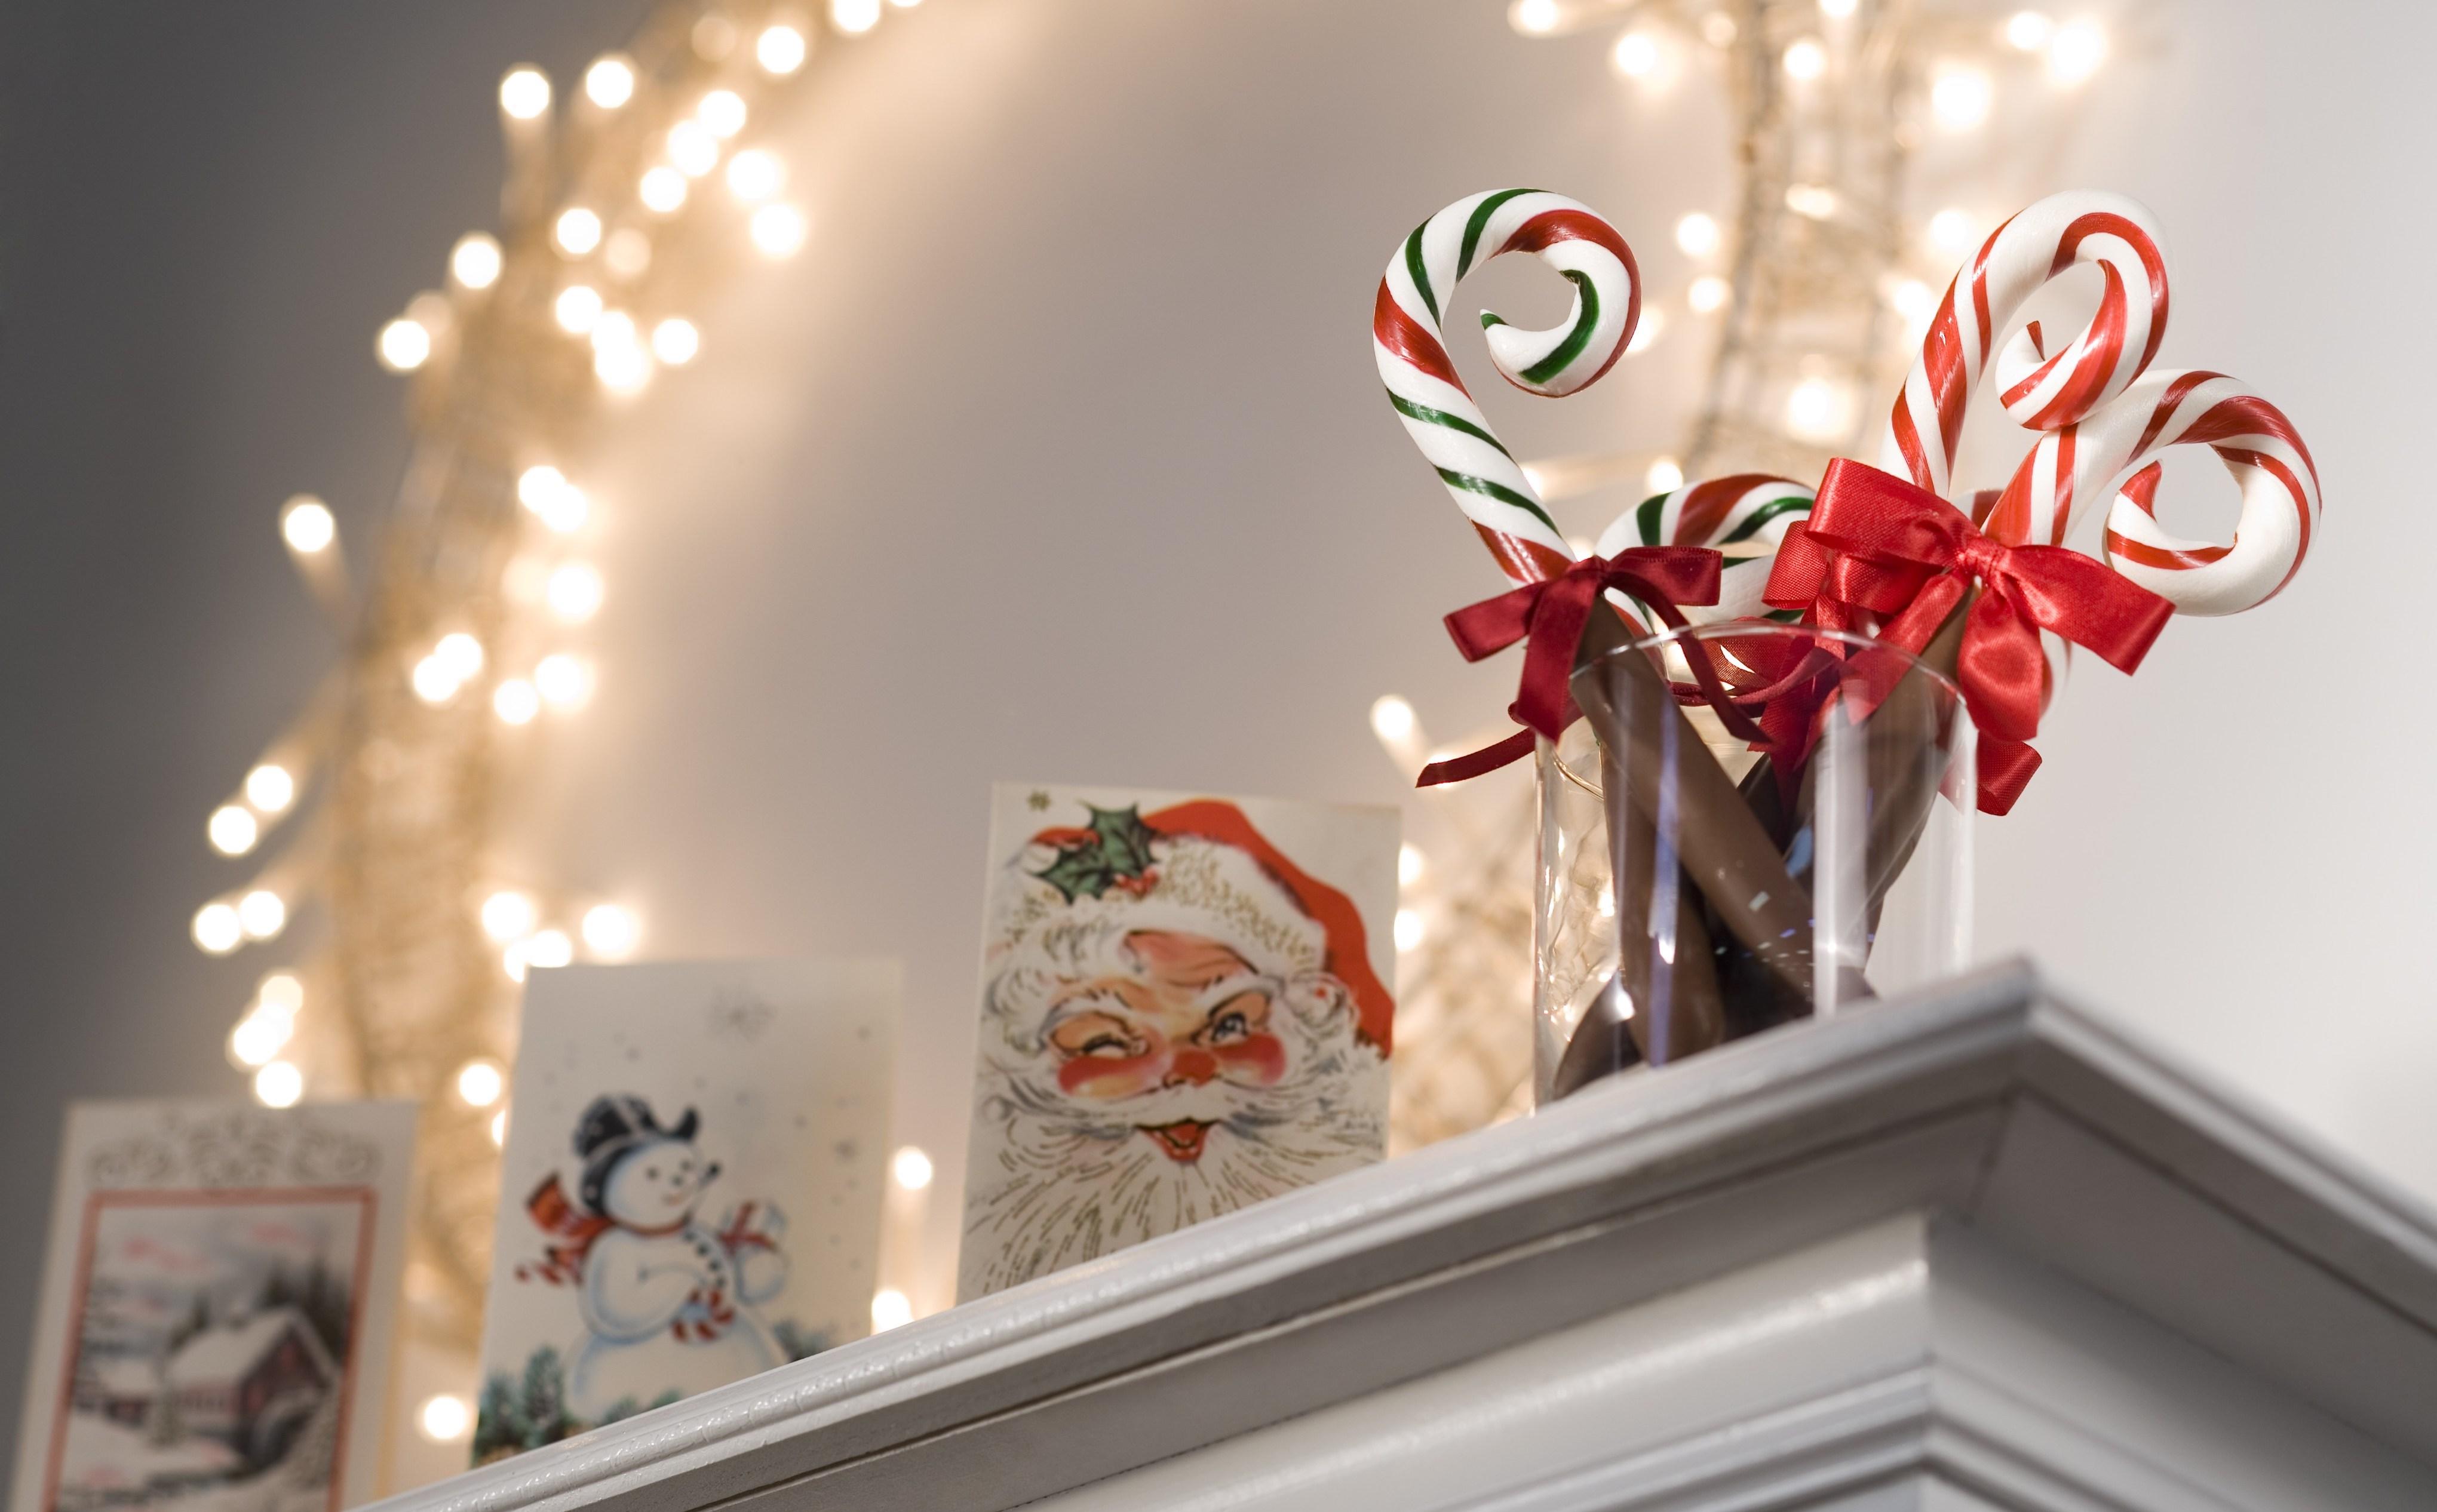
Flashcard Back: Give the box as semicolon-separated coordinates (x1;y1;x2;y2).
535;654;591;709
1369;694;1416;744
490;1109;508;1145
1687;274;1729;314
725;148;785;201
697;89;748;139
194;902;243;954
209;805;259;856
1646;456;1686;494
281;496;335;554
525;929;574;969
1785;183;1840;219
750;203;808;257
581;904;640;959
584;54;636;109
2005;10;2053;50
1782;36;1827;80
517;466;566;511
1819;0;1856;17
547;563;604;622
832;0;882;33
499;67;551;121
253;1060;304;1108
555;284;604;334
457;1059;505;1108
258;972;304;1013
1612;31;1659;77
1626;306;1664;354
501;943;528;982
1398;844;1426;886
668;119;720;178
419;1394;472;1443
435;632;484;680
494;679;541;725
1785;374;1854;442
871;1289;912;1332
595;342;652;394
410;656;458;704
891;1146;934;1190
2046;21;2105;84
238;890;286;941
1674;212;1721;257
640;165;689;214
1927;207;1978;256
1889;276;1936;328
603;229;652;281
377;318;431;372
757;23;809;73
1931;66;1993;130
590;310;638;355
229;1010;293;1069
1394;909;1425;953
518;466;590;533
554;207;603;257
1510;0;1561;35
450;232;502;290
481;889;536;942
651;318;701;365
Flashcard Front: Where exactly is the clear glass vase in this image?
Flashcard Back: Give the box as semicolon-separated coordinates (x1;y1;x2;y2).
1533;622;1974;1103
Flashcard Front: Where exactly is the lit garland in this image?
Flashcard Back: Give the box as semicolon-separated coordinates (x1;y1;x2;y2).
1381;0;2134;1148
190;0;940;1406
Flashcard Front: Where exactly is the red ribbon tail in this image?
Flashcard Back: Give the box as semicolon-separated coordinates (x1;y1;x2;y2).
1418;727;1537;787
1975;735;2041;815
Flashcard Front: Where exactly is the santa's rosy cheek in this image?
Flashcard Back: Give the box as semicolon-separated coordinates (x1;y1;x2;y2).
1057;1052;1162;1099
1213;1034;1287;1084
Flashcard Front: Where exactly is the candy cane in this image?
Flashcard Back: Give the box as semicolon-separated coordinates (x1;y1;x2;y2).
1592;474;1814;623
1881;191;2170;502
1376;189;1639;586
1985;369;2319;615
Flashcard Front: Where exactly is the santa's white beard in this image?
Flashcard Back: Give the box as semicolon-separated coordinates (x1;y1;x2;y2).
960;1000;1386;1298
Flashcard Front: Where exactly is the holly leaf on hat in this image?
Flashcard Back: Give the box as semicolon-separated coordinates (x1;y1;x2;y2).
1032;804;1161;902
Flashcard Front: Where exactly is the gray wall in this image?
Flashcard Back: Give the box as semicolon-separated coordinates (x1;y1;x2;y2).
5;0;2433;1469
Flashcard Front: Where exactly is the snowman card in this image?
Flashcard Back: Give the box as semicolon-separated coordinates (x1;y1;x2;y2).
473;960;897;1462
958;784;1399;1302
8;1098;419;1512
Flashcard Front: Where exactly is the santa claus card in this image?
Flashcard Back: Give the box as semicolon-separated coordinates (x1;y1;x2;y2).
957;784;1399;1301
8;1098;418;1512
472;961;896;1462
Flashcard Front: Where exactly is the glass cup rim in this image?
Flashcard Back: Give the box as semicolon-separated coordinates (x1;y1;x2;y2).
1554;619;1968;795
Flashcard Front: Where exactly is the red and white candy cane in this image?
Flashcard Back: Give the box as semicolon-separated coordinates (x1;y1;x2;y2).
1376;189;1639;587
1881;191;2169;502
1984;369;2320;615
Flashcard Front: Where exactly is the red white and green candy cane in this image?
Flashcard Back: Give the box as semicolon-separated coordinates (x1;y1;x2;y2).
1592;474;1815;625
1374;189;1639;587
1881;190;2169;504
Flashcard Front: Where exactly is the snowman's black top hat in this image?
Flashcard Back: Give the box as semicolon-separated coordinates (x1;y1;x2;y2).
572;1093;699;1216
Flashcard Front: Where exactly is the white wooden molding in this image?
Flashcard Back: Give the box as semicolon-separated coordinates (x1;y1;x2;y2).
369;960;2437;1512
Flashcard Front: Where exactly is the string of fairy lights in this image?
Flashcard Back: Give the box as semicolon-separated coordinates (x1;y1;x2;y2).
186;0;947;1449
1375;0;2131;1147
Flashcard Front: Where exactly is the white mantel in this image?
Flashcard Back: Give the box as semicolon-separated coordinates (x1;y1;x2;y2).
373;961;2437;1511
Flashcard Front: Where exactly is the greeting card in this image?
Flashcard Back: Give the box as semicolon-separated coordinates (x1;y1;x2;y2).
957;785;1399;1301
472;960;897;1461
8;1099;418;1512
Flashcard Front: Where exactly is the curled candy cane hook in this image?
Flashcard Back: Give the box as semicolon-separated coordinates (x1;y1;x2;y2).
1882;190;2170;502
1988;368;2320;616
1375;189;1640;587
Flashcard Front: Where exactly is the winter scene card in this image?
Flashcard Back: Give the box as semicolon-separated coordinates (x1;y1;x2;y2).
957;784;1399;1301
473;960;898;1463
8;1099;418;1512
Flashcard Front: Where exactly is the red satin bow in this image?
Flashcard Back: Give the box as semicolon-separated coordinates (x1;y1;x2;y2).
1417;547;1730;787
1764;458;2174;815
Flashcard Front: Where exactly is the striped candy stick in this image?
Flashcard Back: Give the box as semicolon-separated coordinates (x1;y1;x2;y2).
1374;189;1640;587
1593;474;1816;626
1881;191;2171;503
1984;368;2320;616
